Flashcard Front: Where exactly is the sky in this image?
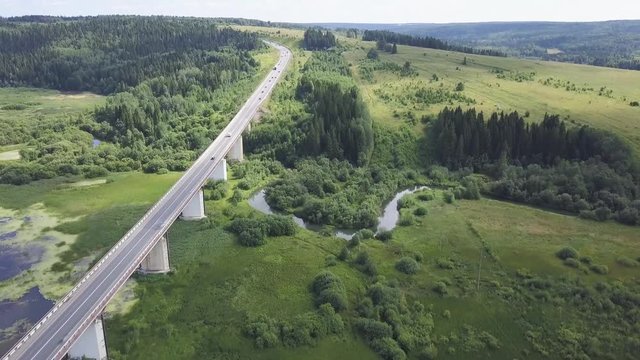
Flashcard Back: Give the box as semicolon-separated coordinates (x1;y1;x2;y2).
1;0;639;24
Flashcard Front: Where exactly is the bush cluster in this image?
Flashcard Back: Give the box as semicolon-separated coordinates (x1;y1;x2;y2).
226;215;297;247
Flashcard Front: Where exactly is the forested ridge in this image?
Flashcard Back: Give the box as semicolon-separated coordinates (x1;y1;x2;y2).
0;17;263;185
0;16;259;93
362;30;506;57
431;107;640;225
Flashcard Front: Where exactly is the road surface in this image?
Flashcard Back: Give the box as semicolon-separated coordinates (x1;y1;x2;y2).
2;40;291;360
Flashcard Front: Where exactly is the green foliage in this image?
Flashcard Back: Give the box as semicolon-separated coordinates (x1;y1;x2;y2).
303;29;337;50
431;107;639;225
443;191;455;204
376;230;393;242
338;246;351;261
395;257;420;274
414;207;428;216
556;247;579;260
356;279;435;359
265;158;411;228
244;303;345;349
432;281;448;296
238;227;266;247
311;271;348;311
398;213;415;226
455;82;465;91
589;264;609;274
226;214;297;247
297;52;374;166
0;17;260;93
616;256;640;268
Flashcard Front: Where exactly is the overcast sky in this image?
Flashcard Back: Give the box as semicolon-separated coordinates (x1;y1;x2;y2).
1;0;639;23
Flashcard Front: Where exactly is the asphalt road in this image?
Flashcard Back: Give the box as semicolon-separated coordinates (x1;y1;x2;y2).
3;40;291;360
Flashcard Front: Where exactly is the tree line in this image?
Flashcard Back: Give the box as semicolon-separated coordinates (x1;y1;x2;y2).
303;29;337;50
362;30;507;57
430;107;640;225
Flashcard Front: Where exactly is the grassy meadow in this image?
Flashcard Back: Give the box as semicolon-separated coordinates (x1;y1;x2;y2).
343;43;640;153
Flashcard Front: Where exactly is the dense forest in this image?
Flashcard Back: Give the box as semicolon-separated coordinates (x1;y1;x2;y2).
362;30;506;57
430;107;640;225
247;51;373;167
0;16;259;93
0;17;262;185
303;29;337;50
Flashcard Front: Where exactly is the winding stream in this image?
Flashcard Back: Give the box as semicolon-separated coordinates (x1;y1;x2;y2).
248;186;429;240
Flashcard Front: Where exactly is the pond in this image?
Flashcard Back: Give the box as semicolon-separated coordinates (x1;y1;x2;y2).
248;186;429;240
0;287;53;354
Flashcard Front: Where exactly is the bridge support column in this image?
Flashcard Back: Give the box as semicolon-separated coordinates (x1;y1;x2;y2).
140;236;170;273
181;189;205;220
228;136;243;162
208;159;227;181
68;316;108;360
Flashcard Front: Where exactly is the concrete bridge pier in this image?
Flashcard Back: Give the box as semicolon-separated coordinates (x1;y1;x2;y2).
228;136;244;162
181;189;206;220
208;159;227;181
139;236;170;273
68;316;108;360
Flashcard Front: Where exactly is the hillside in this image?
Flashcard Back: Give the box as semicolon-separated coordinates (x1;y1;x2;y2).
314;21;640;70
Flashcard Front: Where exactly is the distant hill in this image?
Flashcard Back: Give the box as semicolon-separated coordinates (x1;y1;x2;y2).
310;21;640;70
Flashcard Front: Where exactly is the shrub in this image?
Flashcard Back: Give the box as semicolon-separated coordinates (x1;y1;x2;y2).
417;193;435;201
630;101;640;107
594;207;612;221
316;288;348;312
443;191;455;204
376;230;393;242
398;213;415;226
263;215;297;236
325;255;337;267
414;207;428;216
433;281;448;296
237;180;251;190
371;337;407;360
590;264;609;274
312;271;348;311
617;256;640;267
397;196;416;210
420;344;439;360
238;228;266;247
556;247;579;260
436;258;455;270
412;251;424;262
442;310;451;319
355;318;393;341
563;258;581;268
357;229;375;240
244;315;280;349
338;246;350;261
455;82;465;91
396;257;420;274
579;256;593;265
